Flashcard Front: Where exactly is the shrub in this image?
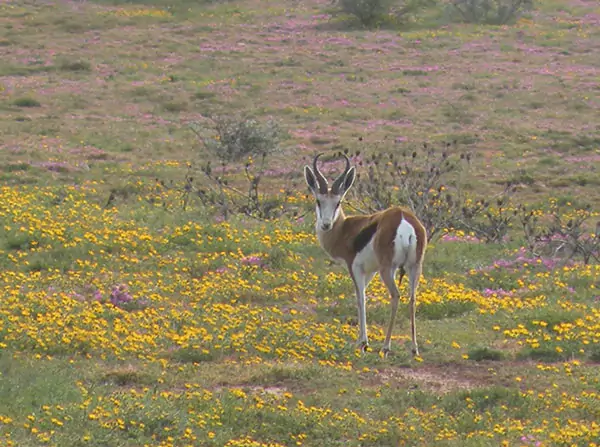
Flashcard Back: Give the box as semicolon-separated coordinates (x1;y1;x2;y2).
519;202;600;265
195;156;296;220
350;142;462;241
348;141;518;242
336;0;395;26
448;0;534;25
190;115;282;162
335;0;436;27
154;117;295;220
455;186;518;243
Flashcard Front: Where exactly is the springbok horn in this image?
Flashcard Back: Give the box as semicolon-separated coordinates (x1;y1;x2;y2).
313;153;329;194
331;153;351;194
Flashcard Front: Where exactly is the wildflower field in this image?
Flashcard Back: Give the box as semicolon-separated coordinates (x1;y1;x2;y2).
1;0;599;446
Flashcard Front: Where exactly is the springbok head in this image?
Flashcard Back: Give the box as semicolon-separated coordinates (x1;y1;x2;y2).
304;153;356;232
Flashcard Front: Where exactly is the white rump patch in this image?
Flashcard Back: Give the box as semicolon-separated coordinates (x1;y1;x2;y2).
393;219;418;267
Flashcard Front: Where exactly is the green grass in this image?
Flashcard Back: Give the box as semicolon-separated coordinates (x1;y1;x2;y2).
0;0;599;445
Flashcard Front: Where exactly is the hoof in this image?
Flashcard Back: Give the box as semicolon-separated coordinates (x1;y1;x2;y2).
381;348;392;358
412;347;420;357
357;341;370;353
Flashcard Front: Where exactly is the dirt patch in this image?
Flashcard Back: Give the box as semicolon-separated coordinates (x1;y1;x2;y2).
214;385;289;398
366;362;507;393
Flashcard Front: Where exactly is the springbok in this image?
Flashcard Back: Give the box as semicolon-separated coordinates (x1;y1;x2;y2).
304;153;427;356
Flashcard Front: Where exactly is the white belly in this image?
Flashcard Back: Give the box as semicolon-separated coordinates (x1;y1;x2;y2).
352;239;379;275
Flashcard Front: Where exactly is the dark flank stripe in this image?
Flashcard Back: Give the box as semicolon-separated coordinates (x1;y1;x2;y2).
353;221;379;253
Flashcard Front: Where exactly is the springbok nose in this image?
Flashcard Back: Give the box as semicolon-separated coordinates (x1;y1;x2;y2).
321;223;332;231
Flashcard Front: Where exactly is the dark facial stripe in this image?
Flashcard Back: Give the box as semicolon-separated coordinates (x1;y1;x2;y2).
353;220;379;253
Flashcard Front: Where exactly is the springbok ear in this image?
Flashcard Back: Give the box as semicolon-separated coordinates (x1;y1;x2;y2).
343;166;356;192
304;166;317;192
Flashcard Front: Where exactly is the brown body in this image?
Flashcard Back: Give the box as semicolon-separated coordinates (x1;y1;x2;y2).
320;207;427;269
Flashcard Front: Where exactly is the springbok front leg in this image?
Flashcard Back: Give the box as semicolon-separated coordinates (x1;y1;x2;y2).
380;266;404;356
350;268;375;351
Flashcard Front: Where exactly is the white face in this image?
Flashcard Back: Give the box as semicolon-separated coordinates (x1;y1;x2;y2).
304;162;355;233
314;193;342;232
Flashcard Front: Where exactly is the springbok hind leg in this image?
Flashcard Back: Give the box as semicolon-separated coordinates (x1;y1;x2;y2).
380;267;404;357
408;263;422;356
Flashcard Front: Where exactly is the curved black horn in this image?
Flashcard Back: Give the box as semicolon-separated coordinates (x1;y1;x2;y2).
331;153;351;194
312;153;328;194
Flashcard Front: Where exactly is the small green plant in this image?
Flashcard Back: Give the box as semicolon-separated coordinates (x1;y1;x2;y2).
448;0;534;25
13;97;41;107
57;58;91;71
589;346;600;363
102;367;154;386
467;346;505;361
418;300;476;320
267;246;288;270
162;99;188;113
170;346;219;363
2;162;30;172
517;346;568;362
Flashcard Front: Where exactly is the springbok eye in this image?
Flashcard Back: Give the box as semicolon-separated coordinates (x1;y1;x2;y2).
316;200;321;208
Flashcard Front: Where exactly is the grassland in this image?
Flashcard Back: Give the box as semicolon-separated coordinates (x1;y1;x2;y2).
1;0;599;446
